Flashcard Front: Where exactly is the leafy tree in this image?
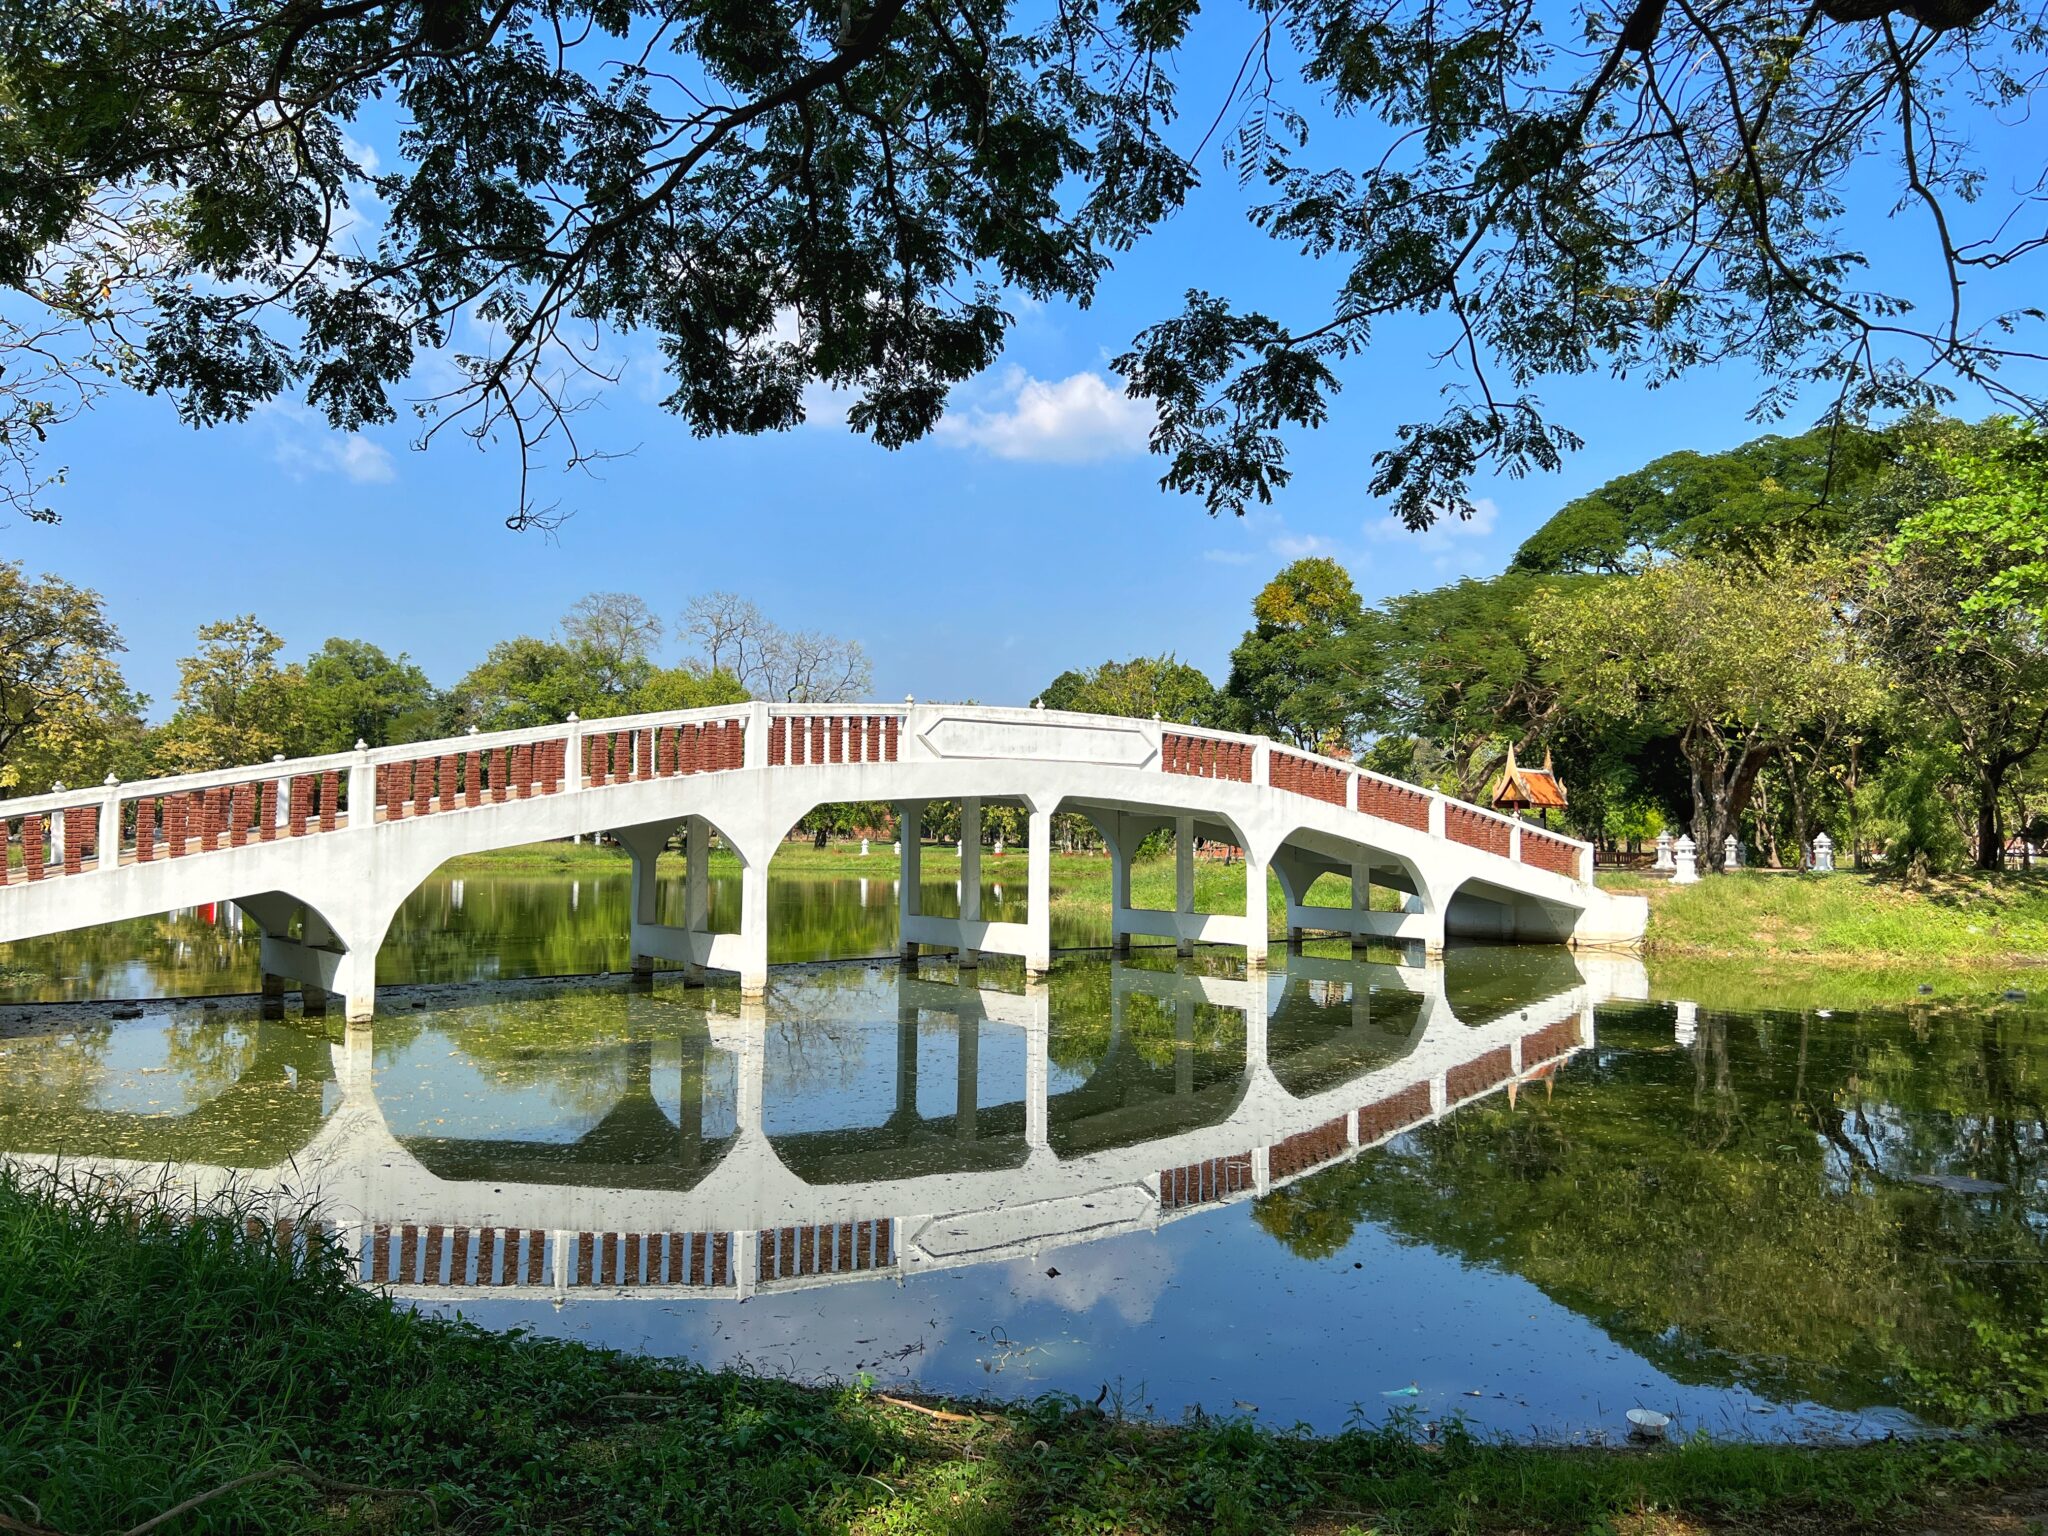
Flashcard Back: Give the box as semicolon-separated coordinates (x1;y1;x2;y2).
2;653;150;796
1223;557;1365;750
628;666;750;716
1348;575;1584;803
1890;419;2048;628
157;617;307;771
298;638;440;753
9;0;2039;530
1864;420;2048;868
1528;557;1880;867
444;637;608;732
1510;427;1891;575
0;562;128;792
1040;654;1219;724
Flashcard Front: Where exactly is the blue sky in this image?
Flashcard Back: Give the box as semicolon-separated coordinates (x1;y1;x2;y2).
11;21;2044;717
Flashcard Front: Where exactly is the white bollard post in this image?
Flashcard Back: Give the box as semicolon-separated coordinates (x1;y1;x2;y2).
1811;831;1834;874
860;837;869;857
1724;834;1741;870
1673;835;1699;885
1652;830;1675;871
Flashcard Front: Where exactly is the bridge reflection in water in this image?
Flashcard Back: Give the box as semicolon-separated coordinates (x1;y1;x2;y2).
0;946;1646;1305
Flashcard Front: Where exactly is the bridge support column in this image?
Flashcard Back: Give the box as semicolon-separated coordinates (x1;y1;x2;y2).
1024;806;1052;976
683;816;711;986
1107;817;1134;956
737;852;770;998
623;827;663;987
1242;841;1270;970
897;802;924;965
957;797;981;970
1351;856;1373;955
1024;986;1050;1155
1174;815;1195;957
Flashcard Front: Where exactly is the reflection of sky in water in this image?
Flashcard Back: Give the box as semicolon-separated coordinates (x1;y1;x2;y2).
84;1022;254;1116
4;946;2042;1444
431;1199;1912;1443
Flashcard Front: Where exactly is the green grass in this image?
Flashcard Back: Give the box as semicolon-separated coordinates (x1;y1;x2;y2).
2;1170;2041;1535
1600;867;2048;975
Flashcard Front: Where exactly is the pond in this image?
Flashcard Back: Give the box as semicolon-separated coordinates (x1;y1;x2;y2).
2;871;2043;1442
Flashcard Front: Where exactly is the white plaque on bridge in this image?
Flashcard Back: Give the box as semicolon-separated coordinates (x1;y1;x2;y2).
917;714;1157;766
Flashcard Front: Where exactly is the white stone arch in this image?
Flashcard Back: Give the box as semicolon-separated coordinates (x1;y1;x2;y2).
1262;820;1444;957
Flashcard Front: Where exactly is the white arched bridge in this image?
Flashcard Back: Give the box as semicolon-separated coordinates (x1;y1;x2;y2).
0;702;1644;1019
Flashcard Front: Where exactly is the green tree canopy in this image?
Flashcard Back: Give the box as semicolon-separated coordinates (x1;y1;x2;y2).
158;617;306;772
0;562;130;794
1510;427;1892;576
4;0;2037;529
1224;557;1366;751
298;638;440;754
1528;556;1881;866
1040;654;1219;724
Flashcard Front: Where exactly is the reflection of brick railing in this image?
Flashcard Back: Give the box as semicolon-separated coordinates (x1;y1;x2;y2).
1518;827;1579;878
367;1224;547;1286
768;713;899;766
573;1229;732;1287
1268;1114;1351;1179
757;1218;894;1282
1356;1081;1434;1144
1446;1046;1514;1102
1159;1152;1253;1210
1356;775;1430;831
1520;1016;1582;1068
1270;749;1347;807
1162;731;1254;782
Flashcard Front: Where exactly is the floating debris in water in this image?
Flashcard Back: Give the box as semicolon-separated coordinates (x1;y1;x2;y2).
1380;1383;1420;1398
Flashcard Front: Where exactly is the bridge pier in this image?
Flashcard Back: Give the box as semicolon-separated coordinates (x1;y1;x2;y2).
897;801;924;965
957;797;981;970
1175;815;1196;957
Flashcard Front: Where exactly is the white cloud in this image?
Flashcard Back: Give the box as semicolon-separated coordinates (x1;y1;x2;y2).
936;366;1152;463
1203;548;1258;566
1269;531;1335;559
261;403;398;484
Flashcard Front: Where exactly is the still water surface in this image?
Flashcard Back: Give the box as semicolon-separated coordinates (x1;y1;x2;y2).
1;873;2042;1442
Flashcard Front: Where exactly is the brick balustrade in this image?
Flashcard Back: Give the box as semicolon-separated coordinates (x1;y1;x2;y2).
1162;732;1253;782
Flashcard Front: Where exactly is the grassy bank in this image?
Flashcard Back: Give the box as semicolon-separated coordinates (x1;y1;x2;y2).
1601;867;2048;976
3;1173;2042;1536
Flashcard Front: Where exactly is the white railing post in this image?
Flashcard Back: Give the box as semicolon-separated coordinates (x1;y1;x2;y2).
1427;795;1446;838
98;775;122;871
745;702;770;770
564;713;584;792
347;741;373;830
1508;821;1522;863
1251;739;1270;787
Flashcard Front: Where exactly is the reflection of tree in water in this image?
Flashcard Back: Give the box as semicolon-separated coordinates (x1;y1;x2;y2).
0;1019;334;1165
1248;1002;2048;1426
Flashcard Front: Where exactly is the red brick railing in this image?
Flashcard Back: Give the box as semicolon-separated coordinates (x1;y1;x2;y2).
1356;775;1431;831
0;704;1595;896
768;712;899;766
1159;1151;1254;1210
1162;731;1253;782
1268;1113;1351;1180
1356;1081;1434;1144
1519;827;1580;878
1446;1045;1515;1103
1269;748;1347;807
1445;803;1512;857
757;1218;894;1281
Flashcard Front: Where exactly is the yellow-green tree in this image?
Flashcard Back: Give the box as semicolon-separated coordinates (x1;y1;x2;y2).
157;617;306;772
1529;557;1881;869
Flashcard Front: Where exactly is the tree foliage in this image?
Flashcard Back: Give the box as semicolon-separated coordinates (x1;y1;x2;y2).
6;0;2041;528
157;617;305;772
1224;557;1366;749
1528;556;1879;865
1041;654;1220;724
0;561;129;790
